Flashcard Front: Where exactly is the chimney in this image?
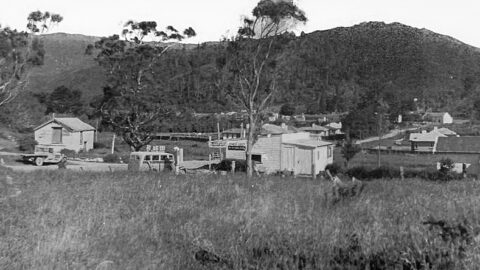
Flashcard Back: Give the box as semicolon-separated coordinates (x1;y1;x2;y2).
422;130;427;134
433;126;438;131
52;113;55;120
281;123;287;129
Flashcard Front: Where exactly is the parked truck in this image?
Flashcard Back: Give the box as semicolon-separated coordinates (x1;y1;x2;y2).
22;145;66;166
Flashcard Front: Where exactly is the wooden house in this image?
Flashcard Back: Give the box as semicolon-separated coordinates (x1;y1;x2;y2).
299;124;330;137
423;112;453;124
34;118;96;153
225;124;334;176
409;130;446;152
434;136;480;175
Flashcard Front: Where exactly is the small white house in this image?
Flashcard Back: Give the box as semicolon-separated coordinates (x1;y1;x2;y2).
423;112;453;124
34;118;96;152
225;124;334;176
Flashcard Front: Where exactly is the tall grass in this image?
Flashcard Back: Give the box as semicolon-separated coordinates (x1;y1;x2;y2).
1;168;479;269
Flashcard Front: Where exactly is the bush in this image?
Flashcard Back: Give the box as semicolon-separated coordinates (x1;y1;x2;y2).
345;165;464;181
17;135;37;152
325;163;343;176
60;149;77;158
103;153;121;163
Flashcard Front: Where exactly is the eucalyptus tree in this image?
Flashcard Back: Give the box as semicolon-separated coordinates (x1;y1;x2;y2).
88;22;195;151
220;0;307;177
0;11;62;106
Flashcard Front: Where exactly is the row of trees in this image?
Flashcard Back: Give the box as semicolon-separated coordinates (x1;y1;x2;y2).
85;0;307;177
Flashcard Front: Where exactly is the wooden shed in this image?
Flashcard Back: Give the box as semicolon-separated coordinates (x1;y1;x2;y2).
34;118;96;153
225;124;334;175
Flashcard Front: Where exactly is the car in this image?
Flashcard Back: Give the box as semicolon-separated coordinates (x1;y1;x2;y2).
21;145;66;166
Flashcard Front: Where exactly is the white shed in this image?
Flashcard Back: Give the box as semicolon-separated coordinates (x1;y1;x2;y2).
224;124;334;176
34;118;96;153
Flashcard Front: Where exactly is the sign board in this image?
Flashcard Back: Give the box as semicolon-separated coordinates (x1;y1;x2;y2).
146;145;166;152
208;140;228;148
226;140;247;160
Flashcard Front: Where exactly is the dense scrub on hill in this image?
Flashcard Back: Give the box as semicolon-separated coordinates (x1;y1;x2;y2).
3;22;480;132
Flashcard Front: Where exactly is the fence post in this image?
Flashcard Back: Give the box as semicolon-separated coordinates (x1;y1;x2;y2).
231;161;236;174
209;154;212;171
400;166;404;181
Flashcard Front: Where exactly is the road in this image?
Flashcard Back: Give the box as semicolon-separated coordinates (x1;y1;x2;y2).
1;158;214;172
355;128;417;145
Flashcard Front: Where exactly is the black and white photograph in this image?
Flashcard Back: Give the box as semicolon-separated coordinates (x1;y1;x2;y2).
1;0;480;269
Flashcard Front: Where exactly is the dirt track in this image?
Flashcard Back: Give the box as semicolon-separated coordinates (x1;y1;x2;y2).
2;159;214;172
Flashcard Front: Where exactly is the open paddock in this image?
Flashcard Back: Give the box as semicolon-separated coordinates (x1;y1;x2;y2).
0;168;479;269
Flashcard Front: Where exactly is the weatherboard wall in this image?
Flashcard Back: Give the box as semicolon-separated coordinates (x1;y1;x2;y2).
34;122;94;152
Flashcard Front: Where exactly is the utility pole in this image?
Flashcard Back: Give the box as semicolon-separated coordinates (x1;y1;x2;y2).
377;112;382;168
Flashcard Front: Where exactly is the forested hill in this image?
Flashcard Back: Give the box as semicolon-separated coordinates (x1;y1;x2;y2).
24;22;480;117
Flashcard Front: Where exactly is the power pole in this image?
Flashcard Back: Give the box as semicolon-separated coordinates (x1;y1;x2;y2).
377;112;382;168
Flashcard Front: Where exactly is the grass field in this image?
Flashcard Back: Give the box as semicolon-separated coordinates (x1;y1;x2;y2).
1;166;479;269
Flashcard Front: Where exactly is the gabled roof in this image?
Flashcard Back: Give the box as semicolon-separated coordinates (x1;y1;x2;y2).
409;130;446;142
283;139;333;148
436;127;457;136
423;112;449;118
260;124;297;135
35;118;95;132
223;128;243;134
436;137;480;153
299;126;329;132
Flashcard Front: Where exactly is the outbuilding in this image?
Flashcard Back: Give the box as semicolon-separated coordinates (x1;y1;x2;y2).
224;124;334;176
34;118;96;153
422;112;453;124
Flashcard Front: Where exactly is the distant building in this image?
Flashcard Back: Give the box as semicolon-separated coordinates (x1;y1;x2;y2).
299;124;330;137
34;118;96;152
436;127;457;137
436;136;480;153
423;112;453;124
409;129;446;152
222;128;245;139
225;123;333;176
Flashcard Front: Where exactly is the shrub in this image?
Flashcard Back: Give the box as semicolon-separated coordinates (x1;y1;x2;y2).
103;153;121;163
17;135;37;152
325;163;343;176
60;149;77;158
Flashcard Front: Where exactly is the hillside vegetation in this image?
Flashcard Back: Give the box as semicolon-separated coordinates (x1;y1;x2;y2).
1;169;479;269
3;22;480;130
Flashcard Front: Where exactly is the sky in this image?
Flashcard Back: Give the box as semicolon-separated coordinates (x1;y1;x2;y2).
1;0;480;47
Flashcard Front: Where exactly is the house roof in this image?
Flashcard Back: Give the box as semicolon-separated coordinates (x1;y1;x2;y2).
409;130;446;142
436;137;480;153
436;127;457;136
223;128;243;134
260;124;297;135
283;139;333;148
35;118;96;132
299;126;329;132
424;112;448;118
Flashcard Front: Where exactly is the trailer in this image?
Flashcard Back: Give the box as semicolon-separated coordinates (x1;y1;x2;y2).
22;145;66;166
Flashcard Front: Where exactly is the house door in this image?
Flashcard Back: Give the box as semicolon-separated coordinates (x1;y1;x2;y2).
296;147;312;175
282;146;295;171
52;128;62;144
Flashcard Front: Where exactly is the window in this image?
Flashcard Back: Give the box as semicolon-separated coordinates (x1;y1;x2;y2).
145;155;151;161
152;155;160;161
327;146;332;158
52;127;62;144
252;154;262;163
80;131;83;145
317;151;320;160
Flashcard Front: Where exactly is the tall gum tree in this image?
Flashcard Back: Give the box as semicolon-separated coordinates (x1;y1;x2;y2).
0;11;62;106
221;0;307;177
87;22;195;151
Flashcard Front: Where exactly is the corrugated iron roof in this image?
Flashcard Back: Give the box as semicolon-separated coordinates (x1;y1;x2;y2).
35;118;95;132
409;130;446;142
283;139;332;148
436;137;480;153
299;126;329;132
436;127;457;136
260;124;297;135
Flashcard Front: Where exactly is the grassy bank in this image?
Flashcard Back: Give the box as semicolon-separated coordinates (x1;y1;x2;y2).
1;169;479;269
